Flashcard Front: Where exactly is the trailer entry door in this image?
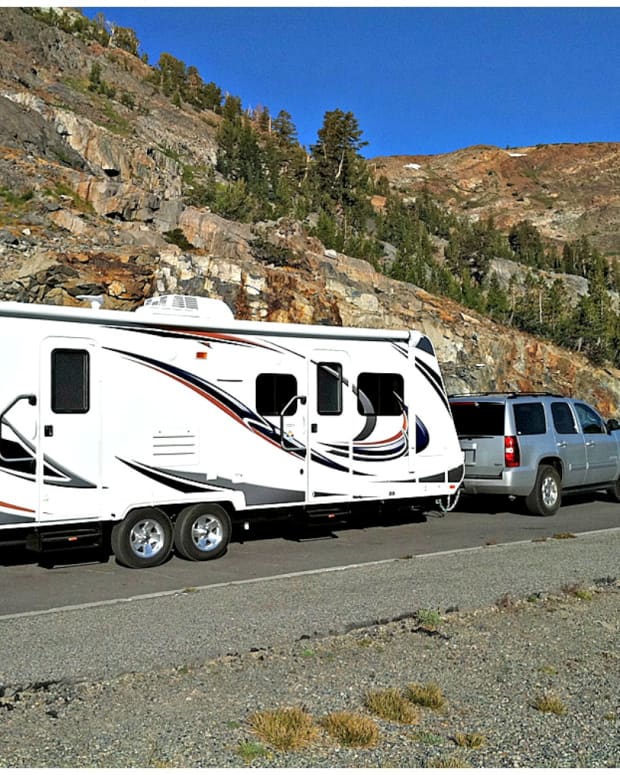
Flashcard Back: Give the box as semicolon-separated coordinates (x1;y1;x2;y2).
308;350;353;503
38;338;102;521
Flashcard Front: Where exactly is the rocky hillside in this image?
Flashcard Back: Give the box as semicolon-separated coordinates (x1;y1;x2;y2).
375;143;620;261
0;7;619;415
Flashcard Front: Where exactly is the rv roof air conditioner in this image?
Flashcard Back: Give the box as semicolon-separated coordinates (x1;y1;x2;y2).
135;295;235;321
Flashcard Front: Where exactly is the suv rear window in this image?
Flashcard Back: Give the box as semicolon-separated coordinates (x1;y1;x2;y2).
513;402;546;435
450;402;504;437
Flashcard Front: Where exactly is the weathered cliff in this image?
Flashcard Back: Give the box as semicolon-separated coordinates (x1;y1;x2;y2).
0;7;618;417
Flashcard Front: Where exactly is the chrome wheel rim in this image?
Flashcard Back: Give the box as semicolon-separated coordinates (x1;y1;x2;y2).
191;515;223;553
541;476;559;509
130;519;166;558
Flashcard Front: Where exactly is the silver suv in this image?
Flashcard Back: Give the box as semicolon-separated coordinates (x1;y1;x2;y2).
449;393;620;515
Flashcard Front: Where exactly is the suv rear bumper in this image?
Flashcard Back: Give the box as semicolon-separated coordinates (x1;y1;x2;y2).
461;467;536;497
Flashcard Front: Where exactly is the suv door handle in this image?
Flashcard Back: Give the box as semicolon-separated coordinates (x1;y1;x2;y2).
585;441;595;447
556;441;567;448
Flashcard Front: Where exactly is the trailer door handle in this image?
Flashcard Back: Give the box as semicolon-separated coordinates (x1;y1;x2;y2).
44;425;54;437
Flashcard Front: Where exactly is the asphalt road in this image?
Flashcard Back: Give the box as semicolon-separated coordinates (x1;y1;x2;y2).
1;492;618;618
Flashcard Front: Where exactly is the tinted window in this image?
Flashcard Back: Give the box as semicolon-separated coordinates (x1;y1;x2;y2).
450;402;504;437
575;402;605;434
51;349;90;414
357;373;404;416
317;362;342;416
256;373;297;416
551;402;577;435
514;403;546;435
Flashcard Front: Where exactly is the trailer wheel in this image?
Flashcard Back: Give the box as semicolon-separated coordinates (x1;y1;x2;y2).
111;508;173;569
525;465;561;516
174;503;231;562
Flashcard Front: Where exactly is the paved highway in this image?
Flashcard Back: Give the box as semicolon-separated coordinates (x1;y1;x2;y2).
1;493;618;618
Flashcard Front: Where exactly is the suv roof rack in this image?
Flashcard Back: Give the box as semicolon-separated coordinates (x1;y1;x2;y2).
449;392;564;399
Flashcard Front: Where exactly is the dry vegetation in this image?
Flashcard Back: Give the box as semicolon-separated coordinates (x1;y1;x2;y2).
405;681;446;710
363;688;421;725
319;711;380;748
248;706;319;751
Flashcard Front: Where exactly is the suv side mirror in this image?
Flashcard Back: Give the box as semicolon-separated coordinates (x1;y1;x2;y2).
606;418;620;432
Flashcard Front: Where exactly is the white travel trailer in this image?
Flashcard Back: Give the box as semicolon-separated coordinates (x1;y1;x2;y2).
0;295;464;569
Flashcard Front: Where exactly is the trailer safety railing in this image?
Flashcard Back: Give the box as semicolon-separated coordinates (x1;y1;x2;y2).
0;394;37;462
279;394;306;451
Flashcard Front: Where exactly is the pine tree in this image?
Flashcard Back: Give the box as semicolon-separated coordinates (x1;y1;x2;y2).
508;220;546;268
486;273;510;322
272;110;298;146
310;109;368;208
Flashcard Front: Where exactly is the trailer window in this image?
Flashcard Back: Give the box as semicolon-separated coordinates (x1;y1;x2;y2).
51;349;90;414
256;373;298;416
317;362;342;415
357;373;404;416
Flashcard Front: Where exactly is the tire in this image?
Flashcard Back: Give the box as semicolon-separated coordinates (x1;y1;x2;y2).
111;507;173;569
525;465;561;516
607;476;620;502
174;503;232;562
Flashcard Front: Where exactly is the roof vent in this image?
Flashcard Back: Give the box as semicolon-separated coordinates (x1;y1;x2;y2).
135;295;234;321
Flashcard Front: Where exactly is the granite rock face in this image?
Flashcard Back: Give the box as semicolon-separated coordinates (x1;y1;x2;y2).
0;8;618;417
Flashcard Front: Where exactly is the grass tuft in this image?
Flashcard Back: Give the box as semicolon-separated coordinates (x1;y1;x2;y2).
561;582;593;600
236;740;269;763
405;682;446;710
553;532;576;540
248;706;319;751
364;688;421;725
409;730;444;746
415;608;442;632
319;711;380;748
427;754;468;767
530;691;567;715
452;731;487;749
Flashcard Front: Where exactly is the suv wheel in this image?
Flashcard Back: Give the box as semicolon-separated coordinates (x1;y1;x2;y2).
525;465;561;516
607;476;620;502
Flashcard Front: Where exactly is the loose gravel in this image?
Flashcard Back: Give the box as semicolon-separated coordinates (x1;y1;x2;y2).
0;548;618;766
0;585;618;767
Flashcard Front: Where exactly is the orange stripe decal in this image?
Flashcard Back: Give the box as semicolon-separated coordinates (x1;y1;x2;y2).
0;500;35;513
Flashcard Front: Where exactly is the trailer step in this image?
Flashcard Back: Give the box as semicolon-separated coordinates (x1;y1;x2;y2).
25;525;104;554
304;506;351;524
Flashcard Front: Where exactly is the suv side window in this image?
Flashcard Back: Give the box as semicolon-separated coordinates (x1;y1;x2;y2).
513;402;546;435
551;401;578;435
575;402;605;434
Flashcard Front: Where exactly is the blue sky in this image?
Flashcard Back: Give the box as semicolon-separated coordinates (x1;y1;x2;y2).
85;7;620;159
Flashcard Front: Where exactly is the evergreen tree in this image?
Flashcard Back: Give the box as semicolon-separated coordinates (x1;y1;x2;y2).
486;273;510;322
110;24;140;56
513;272;545;335
310;109;369;208
508;220;547;268
272;110;298;146
544;279;571;344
